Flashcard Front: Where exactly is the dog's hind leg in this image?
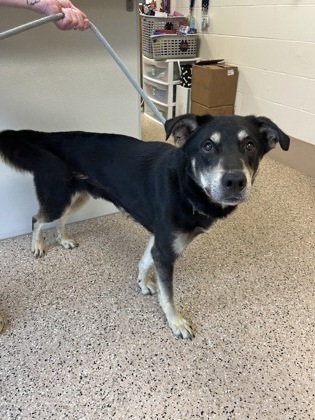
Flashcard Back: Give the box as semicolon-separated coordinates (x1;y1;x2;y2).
32;214;46;258
137;236;157;295
56;217;78;250
56;193;89;250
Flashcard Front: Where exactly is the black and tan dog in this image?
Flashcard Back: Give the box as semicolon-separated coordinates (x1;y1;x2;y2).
0;114;290;338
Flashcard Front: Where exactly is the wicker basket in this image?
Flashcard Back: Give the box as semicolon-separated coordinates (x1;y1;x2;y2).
141;14;186;58
151;34;198;61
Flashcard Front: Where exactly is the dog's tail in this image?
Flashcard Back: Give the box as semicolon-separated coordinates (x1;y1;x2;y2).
0;130;53;173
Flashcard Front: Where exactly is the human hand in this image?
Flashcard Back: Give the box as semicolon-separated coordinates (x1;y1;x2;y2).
32;0;90;31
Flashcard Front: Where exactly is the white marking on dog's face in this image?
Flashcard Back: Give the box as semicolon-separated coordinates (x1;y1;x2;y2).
196;160;254;206
199;161;225;201
210;131;221;144
238;130;248;141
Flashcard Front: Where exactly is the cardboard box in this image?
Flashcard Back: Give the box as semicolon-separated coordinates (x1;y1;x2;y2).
191;60;238;108
191;101;234;116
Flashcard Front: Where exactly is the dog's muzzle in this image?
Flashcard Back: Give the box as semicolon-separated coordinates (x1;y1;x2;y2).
221;171;248;205
207;170;249;206
222;171;247;193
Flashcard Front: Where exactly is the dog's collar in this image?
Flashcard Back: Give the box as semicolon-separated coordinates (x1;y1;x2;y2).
188;199;210;217
178;167;237;220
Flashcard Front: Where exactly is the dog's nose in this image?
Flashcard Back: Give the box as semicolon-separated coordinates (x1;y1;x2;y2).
222;171;247;192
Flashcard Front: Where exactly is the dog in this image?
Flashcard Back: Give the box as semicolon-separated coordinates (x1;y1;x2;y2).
0;113;290;338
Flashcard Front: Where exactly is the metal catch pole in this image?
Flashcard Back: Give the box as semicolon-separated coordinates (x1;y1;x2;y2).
0;13;65;40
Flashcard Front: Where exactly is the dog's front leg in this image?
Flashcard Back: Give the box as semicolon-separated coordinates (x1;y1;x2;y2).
152;245;194;339
137;236;157;295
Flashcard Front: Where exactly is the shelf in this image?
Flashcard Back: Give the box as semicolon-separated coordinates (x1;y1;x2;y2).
143;75;181;86
146;96;176;108
142;56;200;122
143;56;200;64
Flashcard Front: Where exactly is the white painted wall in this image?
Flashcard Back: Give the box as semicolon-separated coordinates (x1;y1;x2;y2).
0;1;140;239
172;0;315;146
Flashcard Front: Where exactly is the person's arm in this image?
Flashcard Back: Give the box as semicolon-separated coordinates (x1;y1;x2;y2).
0;0;90;31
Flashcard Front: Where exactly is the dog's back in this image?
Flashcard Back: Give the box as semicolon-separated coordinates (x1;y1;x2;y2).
0;129;173;174
0;129;176;232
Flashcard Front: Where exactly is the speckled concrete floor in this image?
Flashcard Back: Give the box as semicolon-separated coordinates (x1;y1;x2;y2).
0;117;314;419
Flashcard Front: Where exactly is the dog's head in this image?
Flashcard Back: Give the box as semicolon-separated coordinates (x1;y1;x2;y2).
165;113;290;207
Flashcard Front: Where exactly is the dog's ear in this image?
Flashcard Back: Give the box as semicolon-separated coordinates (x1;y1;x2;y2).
165;114;199;147
249;116;290;151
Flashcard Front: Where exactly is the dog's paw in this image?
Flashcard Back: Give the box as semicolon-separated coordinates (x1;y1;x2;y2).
32;244;45;258
32;234;45;258
60;239;78;250
137;276;158;295
169;314;194;339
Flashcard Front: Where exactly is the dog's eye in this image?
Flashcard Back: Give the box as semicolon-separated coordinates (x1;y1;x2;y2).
246;141;255;152
203;141;214;152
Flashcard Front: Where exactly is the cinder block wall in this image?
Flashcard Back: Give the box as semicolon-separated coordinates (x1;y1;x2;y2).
172;0;315;176
172;1;315;148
